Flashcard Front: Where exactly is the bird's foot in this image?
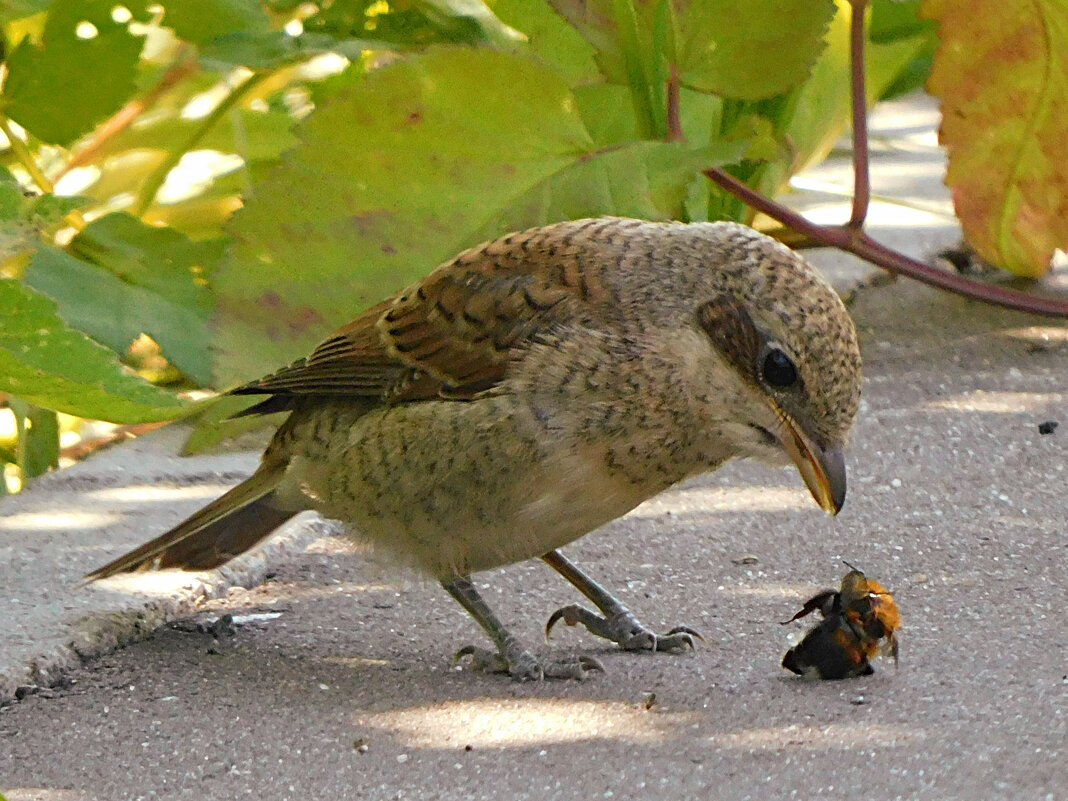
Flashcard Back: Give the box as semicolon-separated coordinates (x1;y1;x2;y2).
453;644;604;681
545;604;702;653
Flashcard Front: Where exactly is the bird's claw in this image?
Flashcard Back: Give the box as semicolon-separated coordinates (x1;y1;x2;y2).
453;644;604;681
454;644;512;675
545;604;703;653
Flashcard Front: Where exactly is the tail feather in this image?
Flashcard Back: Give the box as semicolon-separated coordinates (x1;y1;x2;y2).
85;466;297;581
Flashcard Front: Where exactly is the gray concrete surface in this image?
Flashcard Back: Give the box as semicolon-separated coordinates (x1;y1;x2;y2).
1;94;1067;800
0;425;338;707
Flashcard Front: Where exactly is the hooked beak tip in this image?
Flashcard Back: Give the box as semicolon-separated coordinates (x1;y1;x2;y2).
820;447;847;516
775;408;848;515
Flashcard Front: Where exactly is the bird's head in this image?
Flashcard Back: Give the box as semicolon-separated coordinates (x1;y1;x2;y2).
679;223;862;515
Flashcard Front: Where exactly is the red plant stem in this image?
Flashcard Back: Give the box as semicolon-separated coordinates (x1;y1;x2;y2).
702;0;1068;318
703;167;1068;318
847;0;870;229
666;63;684;142
59;50;198;176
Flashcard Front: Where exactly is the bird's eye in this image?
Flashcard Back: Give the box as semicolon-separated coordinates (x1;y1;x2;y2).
762;349;798;388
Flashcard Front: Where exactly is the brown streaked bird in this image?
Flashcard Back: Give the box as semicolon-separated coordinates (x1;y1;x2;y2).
86;217;862;680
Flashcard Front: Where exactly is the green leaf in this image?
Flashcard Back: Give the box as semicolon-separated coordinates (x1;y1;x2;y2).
491;0;600;83
8;397;59;480
180;395;281;455
199;0;525;70
573;83;642;146
757;1;929;196
215;47;741;384
550;0;836;100
420;0;526;47
157;0;270;45
470;139;743;239
674;0;836;99
199;31;378;69
24;214;220;385
302;0;521;48
573;83;731;149
24;192;85;224
0;1;51;24
2;0;149;144
0;279;194;421
0;183;86;263
924;0;1068;277
0;187;37;263
23;405;59;478
871;0;937;98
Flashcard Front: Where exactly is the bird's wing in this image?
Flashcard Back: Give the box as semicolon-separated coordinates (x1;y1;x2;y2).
230;221;617;407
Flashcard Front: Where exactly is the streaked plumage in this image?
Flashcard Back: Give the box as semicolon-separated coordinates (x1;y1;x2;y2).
88;218;862;680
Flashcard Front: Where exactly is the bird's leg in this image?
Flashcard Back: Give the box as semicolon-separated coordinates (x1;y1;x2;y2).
541;550;701;653
441;576;603;681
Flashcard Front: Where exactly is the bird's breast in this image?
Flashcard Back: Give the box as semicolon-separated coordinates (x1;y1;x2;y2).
279;397;662;578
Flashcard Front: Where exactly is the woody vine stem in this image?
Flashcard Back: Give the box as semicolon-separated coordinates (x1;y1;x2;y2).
698;0;1068;318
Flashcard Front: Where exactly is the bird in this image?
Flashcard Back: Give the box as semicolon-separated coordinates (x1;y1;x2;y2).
85;217;862;680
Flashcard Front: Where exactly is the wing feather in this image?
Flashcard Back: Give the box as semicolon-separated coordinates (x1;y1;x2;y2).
230;218;627;410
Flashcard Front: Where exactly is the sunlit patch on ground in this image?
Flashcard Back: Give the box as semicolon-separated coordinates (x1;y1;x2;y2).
3;789;88;801
793;199;952;229
303;535;362;554
86;569;212;597
717;581;823;600
88;484;233;503
631;485;812;519
201;579;402;610
927;390;1065;413
359;698;698;749
999;326;1068;346
0;510;121;532
321;655;392;668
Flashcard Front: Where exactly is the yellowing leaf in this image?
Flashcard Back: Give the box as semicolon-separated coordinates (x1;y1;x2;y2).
924;0;1068;277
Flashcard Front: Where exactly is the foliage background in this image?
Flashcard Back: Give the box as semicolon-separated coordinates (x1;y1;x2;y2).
0;0;1062;490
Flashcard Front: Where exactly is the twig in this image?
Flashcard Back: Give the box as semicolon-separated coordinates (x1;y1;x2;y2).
666;63;684;142
0;114;54;193
847;0;870;229
704;168;1068;317
59;49;199;177
60;421;168;462
703;0;1068;318
131;70;269;218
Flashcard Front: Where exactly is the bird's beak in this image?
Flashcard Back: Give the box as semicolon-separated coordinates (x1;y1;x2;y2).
773;404;847;515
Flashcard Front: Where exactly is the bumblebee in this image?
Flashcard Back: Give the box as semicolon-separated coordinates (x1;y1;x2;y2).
781;566;900;680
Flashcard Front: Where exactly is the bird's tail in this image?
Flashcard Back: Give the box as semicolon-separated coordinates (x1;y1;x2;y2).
84;463;296;581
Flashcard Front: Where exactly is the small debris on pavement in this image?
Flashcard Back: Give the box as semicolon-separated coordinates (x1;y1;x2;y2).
1038;421;1058;435
230;612;284;625
197;613;236;638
